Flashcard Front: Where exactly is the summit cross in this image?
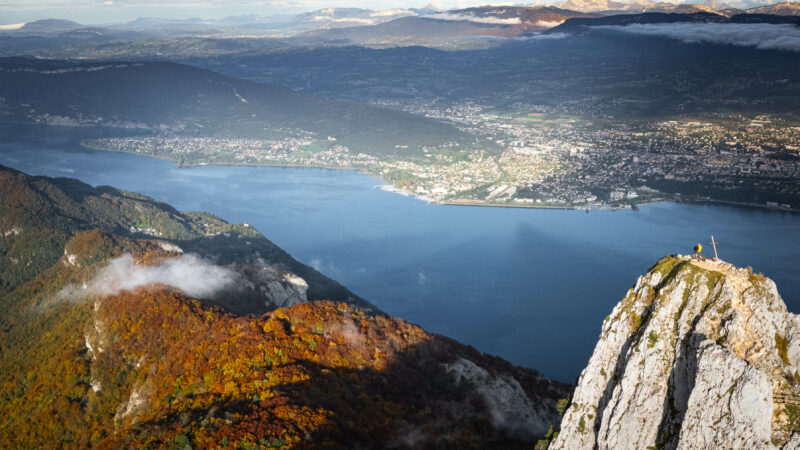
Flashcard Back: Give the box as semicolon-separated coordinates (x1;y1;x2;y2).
710;235;720;260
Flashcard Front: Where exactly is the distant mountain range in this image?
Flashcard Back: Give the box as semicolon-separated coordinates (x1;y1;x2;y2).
428;6;600;29
4;1;800;38
550;9;800;31
16;19;82;33
745;0;800;14
557;0;721;13
296;6;599;45
557;0;800;12
288;3;800;48
0;1;798;57
0;2;798;56
292;7;419;29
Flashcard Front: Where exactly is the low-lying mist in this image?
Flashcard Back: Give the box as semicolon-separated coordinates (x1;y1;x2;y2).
59;253;238;300
597;23;800;52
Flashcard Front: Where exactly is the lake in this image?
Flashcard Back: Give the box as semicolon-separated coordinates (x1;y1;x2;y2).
2;129;798;382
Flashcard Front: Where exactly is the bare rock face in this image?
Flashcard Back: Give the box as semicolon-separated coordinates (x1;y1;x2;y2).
552;255;800;449
444;357;559;439
262;273;309;308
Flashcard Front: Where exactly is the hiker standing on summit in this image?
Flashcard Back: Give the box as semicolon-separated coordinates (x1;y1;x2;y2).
693;243;702;259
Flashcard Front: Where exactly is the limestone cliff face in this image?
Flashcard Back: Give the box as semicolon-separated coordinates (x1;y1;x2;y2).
552;255;800;449
262;273;309;307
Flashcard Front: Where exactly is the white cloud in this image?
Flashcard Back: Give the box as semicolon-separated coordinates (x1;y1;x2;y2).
60;253;238;300
425;12;521;25
514;32;569;40
533;19;564;28
594;23;800;52
306;256;339;276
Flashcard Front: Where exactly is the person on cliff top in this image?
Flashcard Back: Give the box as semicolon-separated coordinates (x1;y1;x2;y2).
693;243;703;260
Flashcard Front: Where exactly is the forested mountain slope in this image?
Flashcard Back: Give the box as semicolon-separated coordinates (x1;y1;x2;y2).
0;166;569;448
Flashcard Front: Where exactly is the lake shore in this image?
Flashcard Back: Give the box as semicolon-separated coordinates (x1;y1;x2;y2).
82;142;800;215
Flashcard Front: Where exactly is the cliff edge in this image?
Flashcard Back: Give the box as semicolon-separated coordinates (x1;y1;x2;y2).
553;255;800;449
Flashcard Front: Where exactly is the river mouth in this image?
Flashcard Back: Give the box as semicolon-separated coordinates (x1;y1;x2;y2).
2;127;799;383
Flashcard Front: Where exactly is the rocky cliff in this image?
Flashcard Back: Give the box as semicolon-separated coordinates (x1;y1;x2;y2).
552;255;800;449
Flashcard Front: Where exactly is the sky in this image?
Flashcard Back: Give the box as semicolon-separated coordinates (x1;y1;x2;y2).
0;0;542;24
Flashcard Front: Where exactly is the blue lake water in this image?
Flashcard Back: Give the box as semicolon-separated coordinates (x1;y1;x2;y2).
2;131;799;382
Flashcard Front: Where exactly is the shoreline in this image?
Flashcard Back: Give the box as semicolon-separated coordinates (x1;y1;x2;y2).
81;144;800;215
677;198;799;214
437;199;588;210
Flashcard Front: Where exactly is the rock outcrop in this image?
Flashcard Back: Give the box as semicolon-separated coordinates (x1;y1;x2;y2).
552;255;800;449
262;273;309;307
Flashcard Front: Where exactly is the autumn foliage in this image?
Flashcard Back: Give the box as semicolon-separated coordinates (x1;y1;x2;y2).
2;278;565;449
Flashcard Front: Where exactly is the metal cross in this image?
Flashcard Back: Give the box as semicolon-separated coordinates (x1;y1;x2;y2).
709;235;719;260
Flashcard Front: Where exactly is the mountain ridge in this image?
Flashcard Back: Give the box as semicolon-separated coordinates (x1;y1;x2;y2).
296;6;599;45
0;58;466;156
549;10;800;31
0;163;369;315
17;19;83;34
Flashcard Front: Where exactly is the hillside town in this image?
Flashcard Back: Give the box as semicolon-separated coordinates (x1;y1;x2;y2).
83;108;800;211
